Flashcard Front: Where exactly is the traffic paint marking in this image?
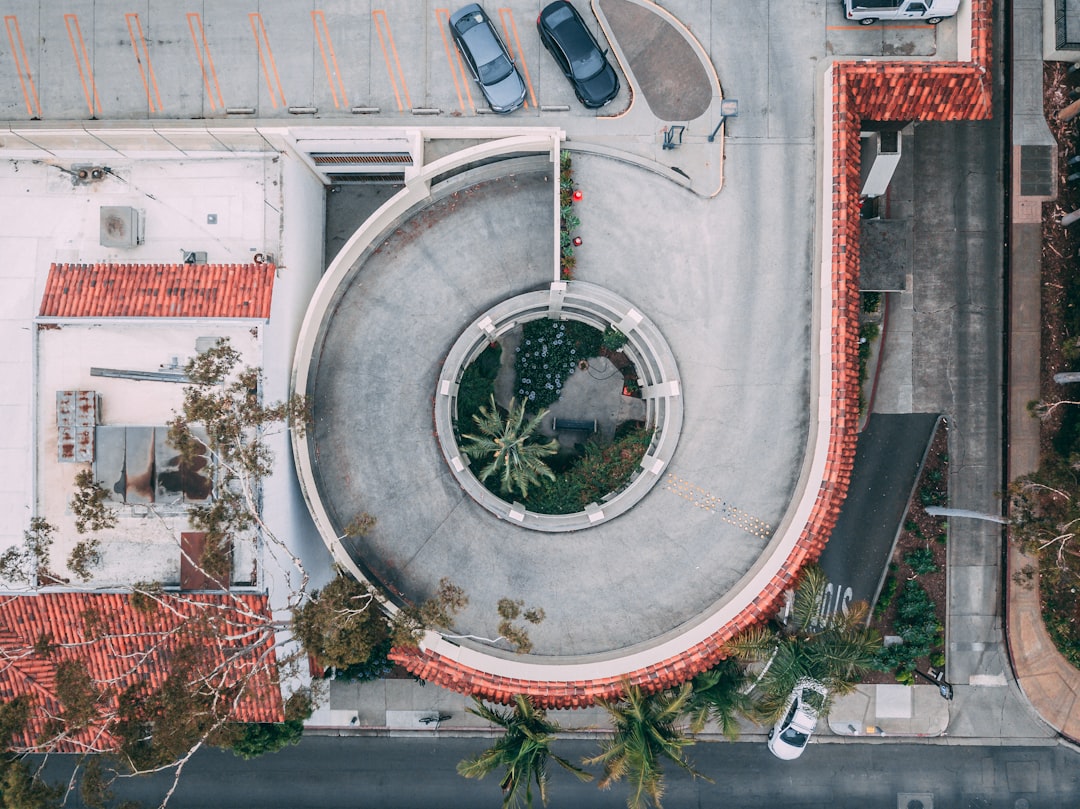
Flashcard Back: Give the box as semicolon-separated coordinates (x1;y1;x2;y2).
498;8;535;108
187;12;224;110
249;13;286;108
372;10;411;111
64;13;101;116
436;8;471;114
125;13;162;113
5;16;40;117
663;474;773;538
312;10;348;109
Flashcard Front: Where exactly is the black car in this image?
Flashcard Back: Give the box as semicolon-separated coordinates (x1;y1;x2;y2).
537;1;619;109
449;4;527;114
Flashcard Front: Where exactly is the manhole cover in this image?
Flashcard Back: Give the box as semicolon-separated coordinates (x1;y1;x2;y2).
1015;800;1030;809
898;794;933;809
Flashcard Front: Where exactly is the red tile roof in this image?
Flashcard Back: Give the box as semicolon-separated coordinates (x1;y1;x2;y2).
0;591;282;753
39;263;276;319
389;1;994;707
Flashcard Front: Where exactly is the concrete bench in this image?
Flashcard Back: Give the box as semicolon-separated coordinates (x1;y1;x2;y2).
553;418;597;433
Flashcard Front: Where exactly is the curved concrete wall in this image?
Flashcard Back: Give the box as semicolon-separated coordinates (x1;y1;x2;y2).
433;282;682;531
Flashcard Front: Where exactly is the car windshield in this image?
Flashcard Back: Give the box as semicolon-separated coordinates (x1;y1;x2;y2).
547;8;605;80
478;52;513;84
569;48;604;81
779;726;809;747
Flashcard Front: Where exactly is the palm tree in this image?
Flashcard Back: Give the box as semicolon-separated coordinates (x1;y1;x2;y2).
726;564;882;723
460;395;558;499
585;681;710;809
457;695;591;808
682;657;754;738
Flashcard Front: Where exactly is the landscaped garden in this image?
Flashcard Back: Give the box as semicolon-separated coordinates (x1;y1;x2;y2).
865;420;949;684
454;316;651;515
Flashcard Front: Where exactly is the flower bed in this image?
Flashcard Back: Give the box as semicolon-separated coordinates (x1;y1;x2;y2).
514;320;602;409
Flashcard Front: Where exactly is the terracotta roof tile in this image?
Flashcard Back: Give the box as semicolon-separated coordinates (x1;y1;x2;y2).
0;592;282;752
39;263;276;319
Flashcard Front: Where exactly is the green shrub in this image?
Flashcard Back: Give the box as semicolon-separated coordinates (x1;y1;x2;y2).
873;581;938;674
862;291;882;313
904;547;938;575
229;691;312;760
601;327;628;351
873;575;898;617
525;426;653;514
456;343;502;427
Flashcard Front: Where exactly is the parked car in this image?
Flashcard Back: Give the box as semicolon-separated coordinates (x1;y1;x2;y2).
843;0;960;25
536;1;619;109
767;679;829;760
449;4;527;114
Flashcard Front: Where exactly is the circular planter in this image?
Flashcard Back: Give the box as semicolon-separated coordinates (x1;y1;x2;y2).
434;281;682;532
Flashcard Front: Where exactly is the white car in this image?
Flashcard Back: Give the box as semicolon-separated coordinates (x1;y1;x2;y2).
767;679;829;760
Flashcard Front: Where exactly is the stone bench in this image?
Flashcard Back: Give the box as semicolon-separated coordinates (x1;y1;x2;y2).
553;418;597;433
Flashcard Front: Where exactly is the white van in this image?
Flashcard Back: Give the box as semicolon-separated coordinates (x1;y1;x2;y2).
844;0;960;24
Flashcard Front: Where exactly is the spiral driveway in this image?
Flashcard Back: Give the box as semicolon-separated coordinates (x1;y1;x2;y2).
301;149;813;660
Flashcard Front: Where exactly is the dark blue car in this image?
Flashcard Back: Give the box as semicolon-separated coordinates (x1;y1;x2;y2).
537;1;619;109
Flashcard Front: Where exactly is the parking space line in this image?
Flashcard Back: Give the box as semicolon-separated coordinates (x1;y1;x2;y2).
187;13;224;111
4;16;41;117
435;8;470;113
249;13;286;108
64;14;101;116
498;9;535;108
125;13;162;113
312;10;348;109
372;10;411;111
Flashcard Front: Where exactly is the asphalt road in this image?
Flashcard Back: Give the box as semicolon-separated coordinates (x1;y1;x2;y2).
37;736;1080;809
819;413;940;610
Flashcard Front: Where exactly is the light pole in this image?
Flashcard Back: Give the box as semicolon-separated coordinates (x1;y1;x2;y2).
707;99;740;142
913;667;954;700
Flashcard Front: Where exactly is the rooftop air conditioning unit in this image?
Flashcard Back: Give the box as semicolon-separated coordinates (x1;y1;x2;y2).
100;206;144;248
860;132;902;199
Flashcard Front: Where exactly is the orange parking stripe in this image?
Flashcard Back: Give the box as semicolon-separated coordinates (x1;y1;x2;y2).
498;9;535;108
64;14;101;116
5;16;41;117
125;13;163;113
313;11;348;108
187;12;224;110
372;10;411;111
249;13;286;108
435;9;467;113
